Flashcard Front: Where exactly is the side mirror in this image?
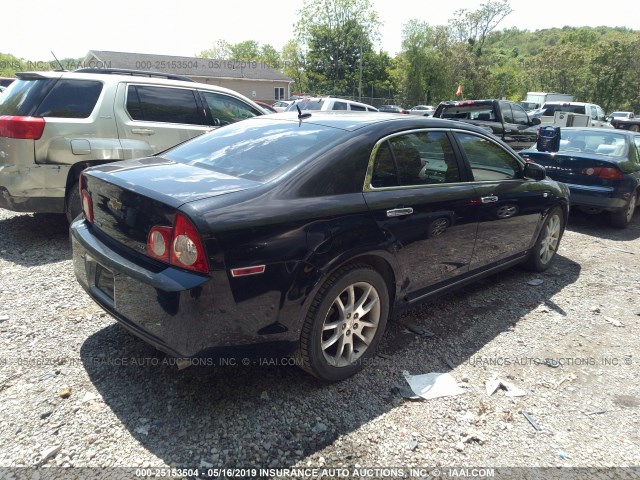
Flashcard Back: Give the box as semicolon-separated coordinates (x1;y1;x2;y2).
523;162;546;181
530;117;541;126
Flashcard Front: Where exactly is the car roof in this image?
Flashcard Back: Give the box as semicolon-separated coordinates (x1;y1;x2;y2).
247;111;491;133
13;69;250;97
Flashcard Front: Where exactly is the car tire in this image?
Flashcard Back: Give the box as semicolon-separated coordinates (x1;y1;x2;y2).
610;191;637;229
65;181;82;224
298;264;389;382
629;125;639;133
524;206;564;272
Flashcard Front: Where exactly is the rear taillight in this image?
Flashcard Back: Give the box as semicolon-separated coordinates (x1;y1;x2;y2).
0;115;46;139
581;167;623;180
79;175;94;223
146;213;208;274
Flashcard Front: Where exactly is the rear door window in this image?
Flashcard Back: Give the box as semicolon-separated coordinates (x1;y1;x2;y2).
332;101;348;110
34;79;103;118
371;131;461;187
126;85;203;125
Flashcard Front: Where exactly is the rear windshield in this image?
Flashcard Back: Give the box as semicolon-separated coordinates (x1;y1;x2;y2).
438;104;495;121
162;119;346;181
542;104;586;116
0;78;102;118
0;78;56;116
290;99;325;111
556;131;628;157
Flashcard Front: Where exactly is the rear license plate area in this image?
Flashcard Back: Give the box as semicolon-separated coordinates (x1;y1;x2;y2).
95;264;115;301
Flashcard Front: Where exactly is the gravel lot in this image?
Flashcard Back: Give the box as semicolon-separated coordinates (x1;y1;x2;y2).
0;208;639;478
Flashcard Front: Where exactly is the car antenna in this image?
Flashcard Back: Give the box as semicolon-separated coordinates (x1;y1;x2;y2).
50;51;66;71
296;104;311;123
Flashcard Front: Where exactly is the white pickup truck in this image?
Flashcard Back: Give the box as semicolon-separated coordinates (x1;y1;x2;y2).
536;101;613;129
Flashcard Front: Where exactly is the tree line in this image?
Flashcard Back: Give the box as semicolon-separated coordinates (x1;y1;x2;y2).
2;0;639;112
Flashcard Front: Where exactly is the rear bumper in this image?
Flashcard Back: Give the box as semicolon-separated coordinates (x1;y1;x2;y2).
0;163;68;213
70;219;298;359
565;183;629;211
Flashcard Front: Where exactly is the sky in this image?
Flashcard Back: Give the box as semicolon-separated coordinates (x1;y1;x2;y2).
2;0;639;61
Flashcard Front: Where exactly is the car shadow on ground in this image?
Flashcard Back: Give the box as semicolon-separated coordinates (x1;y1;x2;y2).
0;213;70;266
565;208;640;241
79;254;580;469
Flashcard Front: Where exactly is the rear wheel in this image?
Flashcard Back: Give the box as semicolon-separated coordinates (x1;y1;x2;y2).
65;181;82;224
524;206;564;272
610;191;637;229
298;264;389;382
629;125;639;133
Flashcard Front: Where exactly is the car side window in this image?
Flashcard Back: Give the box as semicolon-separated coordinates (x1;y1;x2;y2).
350;104;366;111
371;132;460;188
511;103;529;125
127;85;202;125
200;91;261;126
455;133;522;181
501;102;515;124
332;101;348;110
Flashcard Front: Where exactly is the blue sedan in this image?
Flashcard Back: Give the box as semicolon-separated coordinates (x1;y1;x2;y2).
520;127;640;228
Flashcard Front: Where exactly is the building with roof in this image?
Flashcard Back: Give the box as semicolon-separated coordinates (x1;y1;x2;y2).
83;50;293;104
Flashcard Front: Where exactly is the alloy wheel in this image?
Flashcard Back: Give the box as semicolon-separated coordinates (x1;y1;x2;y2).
538;213;561;265
321;281;380;367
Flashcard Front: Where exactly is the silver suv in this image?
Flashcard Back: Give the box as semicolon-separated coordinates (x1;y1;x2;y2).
0;68;265;221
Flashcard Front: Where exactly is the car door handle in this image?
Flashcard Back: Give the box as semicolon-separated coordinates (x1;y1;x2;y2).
131;128;155;135
481;196;499;204
387;207;414;218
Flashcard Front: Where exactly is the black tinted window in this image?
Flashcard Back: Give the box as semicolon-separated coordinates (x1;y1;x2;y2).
34;79;102;118
350;104;365;111
0;78;56;116
455;133;521;181
127;85;202;125
332;101;348;110
372;132;460;188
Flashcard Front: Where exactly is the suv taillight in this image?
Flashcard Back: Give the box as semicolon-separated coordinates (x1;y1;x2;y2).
0;116;46;139
147;213;208;274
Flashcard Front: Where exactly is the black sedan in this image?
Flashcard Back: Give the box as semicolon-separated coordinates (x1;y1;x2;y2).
71;112;569;381
519;127;640;228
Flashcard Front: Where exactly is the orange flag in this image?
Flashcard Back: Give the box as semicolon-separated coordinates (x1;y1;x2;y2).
455;85;463;97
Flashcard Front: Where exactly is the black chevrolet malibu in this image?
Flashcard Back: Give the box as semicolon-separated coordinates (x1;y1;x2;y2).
71;112;569;381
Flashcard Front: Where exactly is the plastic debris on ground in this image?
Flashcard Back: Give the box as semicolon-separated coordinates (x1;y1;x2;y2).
402;370;465;400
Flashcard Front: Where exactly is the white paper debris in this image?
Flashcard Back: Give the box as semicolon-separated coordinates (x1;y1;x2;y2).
81;392;103;403
402;370;465;400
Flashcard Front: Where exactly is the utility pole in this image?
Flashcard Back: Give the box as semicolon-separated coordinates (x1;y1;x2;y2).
358;36;363;102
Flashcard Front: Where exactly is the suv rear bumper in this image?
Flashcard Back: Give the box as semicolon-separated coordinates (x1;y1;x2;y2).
0;164;68;213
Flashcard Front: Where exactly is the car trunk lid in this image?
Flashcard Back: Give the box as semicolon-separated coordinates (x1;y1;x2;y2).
83;157;260;253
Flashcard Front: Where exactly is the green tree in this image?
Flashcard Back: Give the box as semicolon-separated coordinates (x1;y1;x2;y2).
448;0;513;55
281;40;308;94
295;0;381;96
229;40;261;60
260;44;281;68
198;40;231;59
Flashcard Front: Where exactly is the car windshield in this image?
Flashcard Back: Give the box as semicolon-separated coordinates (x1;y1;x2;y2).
162;119;346;181
609;112;629;118
557;131;627;157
